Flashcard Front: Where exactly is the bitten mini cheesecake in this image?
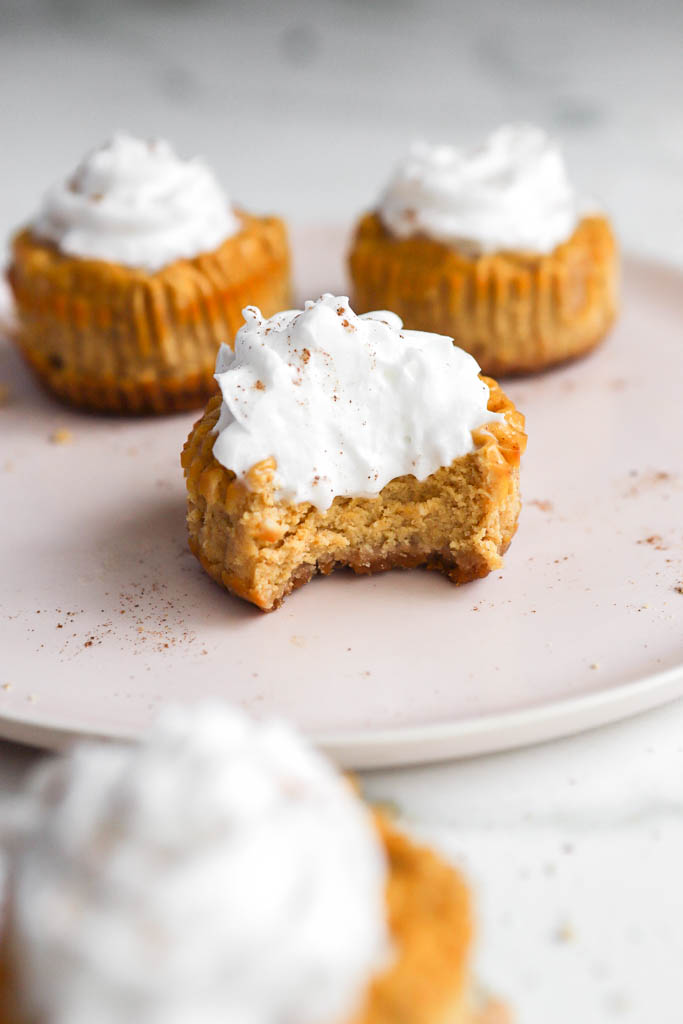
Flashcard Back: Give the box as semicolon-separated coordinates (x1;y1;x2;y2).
182;294;526;611
7;134;291;413
0;704;508;1024
349;123;618;376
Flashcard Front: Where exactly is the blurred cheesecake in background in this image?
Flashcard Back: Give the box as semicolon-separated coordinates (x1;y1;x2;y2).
349;123;618;376
7;134;291;414
182;294;526;611
0;704;509;1024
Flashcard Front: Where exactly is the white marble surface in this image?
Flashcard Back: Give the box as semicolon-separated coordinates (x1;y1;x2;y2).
365;702;683;1023
0;2;682;1022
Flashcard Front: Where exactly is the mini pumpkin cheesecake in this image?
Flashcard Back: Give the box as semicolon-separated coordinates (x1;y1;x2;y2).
349;124;617;376
182;295;526;611
0;704;509;1024
7;134;291;414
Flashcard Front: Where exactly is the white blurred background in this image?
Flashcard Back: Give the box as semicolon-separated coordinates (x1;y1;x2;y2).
1;0;682;264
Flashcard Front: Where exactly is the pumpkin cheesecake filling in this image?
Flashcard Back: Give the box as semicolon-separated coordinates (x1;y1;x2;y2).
182;295;525;611
349;124;618;376
8;134;291;414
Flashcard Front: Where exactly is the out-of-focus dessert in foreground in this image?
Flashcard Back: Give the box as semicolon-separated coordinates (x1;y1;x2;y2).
0;704;509;1023
7;134;290;414
182;294;526;611
349;123;618;376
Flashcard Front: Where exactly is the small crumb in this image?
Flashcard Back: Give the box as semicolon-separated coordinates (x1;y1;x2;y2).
26;694;37;704
529;499;554;513
254;379;265;390
553;921;575;944
638;534;665;549
373;798;401;818
290;635;306;648
675;585;683;595
49;427;73;445
604;991;631;1015
590;662;599;670
2;683;12;692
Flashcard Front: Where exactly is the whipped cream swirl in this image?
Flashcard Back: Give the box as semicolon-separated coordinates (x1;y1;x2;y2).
213;294;497;512
3;705;390;1024
32;133;239;270
378;123;584;254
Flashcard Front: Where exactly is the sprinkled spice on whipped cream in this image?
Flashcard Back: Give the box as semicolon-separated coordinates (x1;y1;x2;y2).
212;294;498;511
33;133;238;270
378;123;590;253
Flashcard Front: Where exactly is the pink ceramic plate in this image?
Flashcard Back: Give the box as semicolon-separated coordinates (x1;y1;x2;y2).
0;228;681;768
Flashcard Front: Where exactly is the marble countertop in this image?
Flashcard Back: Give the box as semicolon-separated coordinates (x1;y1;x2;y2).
0;0;682;267
365;702;683;1023
0;1;681;1021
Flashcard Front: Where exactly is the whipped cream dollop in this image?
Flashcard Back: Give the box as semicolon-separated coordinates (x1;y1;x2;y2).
3;705;390;1024
213;294;497;511
378;123;584;253
32;133;239;270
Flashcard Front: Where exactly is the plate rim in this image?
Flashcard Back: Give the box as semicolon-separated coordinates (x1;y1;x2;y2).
317;663;683;767
0;662;681;769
